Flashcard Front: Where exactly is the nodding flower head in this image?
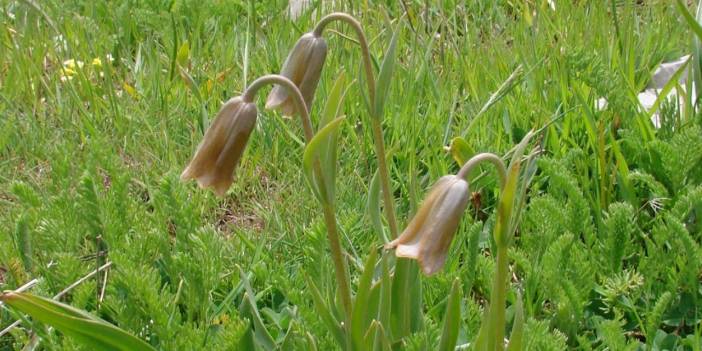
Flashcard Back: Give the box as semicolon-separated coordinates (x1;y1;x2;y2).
181;97;257;196
386;175;470;275
266;32;327;116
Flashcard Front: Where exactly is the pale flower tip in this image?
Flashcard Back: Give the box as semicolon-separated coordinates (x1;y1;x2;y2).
395;244;420;259
265;85;287;109
212;184;228;197
264;95;280;110
180;167;193;181
384;239;400;250
421;264;440;276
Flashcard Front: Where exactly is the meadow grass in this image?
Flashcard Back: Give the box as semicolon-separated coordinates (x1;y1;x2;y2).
1;0;702;349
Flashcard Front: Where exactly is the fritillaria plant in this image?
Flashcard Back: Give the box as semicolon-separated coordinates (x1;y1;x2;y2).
182;11;539;351
386;132;538;351
181;74;353;319
268;14;435;345
269;12;402;239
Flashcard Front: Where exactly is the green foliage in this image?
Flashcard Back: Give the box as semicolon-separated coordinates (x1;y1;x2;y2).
2;1;702;350
603;203;635;273
0;291;156;351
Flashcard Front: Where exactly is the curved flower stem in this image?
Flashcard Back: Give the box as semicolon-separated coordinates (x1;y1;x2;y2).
243;75;315;140
456;153;507;187
313;13;400;239
456;152;509;350
314;13;375;107
244;75;353;316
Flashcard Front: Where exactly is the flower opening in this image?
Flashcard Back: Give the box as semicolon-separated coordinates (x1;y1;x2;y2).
386;175;470;275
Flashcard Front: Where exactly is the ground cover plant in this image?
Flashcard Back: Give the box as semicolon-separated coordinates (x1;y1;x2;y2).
1;0;702;350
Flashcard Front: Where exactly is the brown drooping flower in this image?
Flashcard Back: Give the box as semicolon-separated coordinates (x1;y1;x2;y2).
181;97;257;196
386;175;470;275
266;32;327;116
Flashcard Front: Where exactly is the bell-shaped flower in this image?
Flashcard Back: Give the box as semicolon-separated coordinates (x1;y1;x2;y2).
181;97;257;196
266;32;327;116
386;175;470;275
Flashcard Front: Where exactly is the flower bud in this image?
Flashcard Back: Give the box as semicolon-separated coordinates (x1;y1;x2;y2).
266;32;327;116
181;97;257;196
386;176;470;275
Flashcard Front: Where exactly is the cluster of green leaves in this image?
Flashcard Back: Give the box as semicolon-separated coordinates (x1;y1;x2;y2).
1;0;702;350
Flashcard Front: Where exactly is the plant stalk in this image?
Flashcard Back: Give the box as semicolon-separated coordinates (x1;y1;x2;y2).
458;153;510;350
314;13;400;239
244;75;353;316
490;245;508;351
457;153;507;186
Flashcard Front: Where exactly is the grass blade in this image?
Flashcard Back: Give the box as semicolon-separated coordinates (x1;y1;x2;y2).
0;292;155;351
438;279;462;351
373;20;402;117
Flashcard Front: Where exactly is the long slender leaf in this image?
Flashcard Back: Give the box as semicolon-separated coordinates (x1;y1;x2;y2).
319;72;349;202
373;20;402;117
676;0;702;40
302;116;347;204
305;276;346;347
351;247;379;346
506;293;525;351
0;292;155;351
367;170;386;243
438;279;462;351
237;267;276;351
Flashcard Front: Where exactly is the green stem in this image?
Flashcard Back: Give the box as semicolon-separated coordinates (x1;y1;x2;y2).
243;75;353;316
457;153;507;187
457;153;510;350
314;13;400;239
491;246;508;351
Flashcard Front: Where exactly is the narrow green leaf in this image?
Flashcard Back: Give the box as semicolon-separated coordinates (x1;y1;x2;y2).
693;0;702;104
367;320;391;351
572;88;600;145
14;214;32;273
506;293;525;351
305;277;346;346
177;65;208;132
643;57;689;123
0;292;155;351
237;267;276;350
319;72;349;201
508;132;540;241
438;279;462;351
239;293;276;351
390;258;409;340
473;303;491;351
302;116;346;204
498;131;534;246
407;262;423;332
351;248;379;346
676;0;702;40
367;170;386;243
373;21;402;117
320;71;348;128
377;253;392;339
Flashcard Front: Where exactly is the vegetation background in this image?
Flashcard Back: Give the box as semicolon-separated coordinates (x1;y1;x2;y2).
1;0;701;349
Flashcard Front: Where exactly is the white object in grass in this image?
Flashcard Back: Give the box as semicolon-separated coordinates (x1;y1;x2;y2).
596;55;694;128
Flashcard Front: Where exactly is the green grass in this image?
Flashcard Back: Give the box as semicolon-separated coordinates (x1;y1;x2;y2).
1;0;702;349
